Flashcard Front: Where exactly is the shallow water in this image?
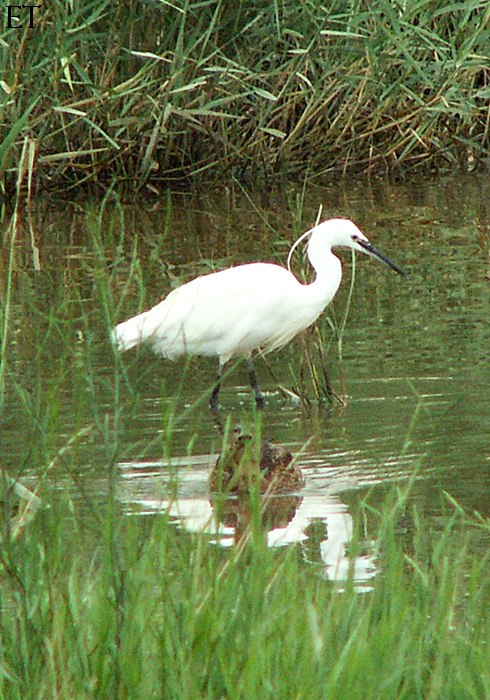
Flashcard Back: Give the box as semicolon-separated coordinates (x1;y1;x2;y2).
2;174;490;585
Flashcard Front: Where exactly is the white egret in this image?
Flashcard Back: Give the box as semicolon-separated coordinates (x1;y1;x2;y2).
113;218;406;410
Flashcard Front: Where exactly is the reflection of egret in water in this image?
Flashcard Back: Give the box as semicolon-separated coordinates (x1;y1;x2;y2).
210;491;302;547
117;453;379;587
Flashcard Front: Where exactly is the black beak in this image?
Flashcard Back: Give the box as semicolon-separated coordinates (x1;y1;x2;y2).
357;239;407;278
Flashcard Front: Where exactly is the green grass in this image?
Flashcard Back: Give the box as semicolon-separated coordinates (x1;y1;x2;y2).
1;476;490;699
1;0;489;192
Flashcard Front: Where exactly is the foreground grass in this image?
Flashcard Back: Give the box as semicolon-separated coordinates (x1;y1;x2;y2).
1;0;489;192
1;482;490;699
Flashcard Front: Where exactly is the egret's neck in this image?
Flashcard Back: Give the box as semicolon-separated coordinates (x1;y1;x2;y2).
306;246;343;308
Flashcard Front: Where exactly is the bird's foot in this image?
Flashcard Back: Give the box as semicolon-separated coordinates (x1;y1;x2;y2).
255;393;265;410
209;397;221;413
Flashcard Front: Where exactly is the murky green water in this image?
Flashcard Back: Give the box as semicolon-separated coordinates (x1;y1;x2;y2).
2;174;490;585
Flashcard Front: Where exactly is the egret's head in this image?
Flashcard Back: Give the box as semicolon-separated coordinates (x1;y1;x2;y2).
307;218;407;277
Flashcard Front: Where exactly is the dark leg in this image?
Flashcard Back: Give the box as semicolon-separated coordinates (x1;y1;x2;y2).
210;362;224;412
246;357;265;409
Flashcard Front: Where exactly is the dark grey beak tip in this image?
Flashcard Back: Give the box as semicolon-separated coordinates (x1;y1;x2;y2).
386;260;407;279
357;238;407;279
391;262;408;279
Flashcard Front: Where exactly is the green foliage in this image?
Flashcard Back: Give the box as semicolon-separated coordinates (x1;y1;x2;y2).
1;483;490;698
1;0;488;191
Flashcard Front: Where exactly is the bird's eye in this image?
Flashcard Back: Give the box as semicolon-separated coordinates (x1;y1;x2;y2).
351;234;360;241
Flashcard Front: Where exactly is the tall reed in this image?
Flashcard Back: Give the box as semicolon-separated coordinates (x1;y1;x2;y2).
1;0;488;192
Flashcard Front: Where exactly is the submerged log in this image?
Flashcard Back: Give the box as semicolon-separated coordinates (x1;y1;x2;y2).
210;431;304;494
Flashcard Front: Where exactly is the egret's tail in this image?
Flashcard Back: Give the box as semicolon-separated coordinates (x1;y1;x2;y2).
112;312;151;351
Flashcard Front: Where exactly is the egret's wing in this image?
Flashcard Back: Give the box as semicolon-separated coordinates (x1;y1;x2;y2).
144;263;294;359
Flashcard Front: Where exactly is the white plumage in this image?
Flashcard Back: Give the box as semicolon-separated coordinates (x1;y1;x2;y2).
113;218;405;409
